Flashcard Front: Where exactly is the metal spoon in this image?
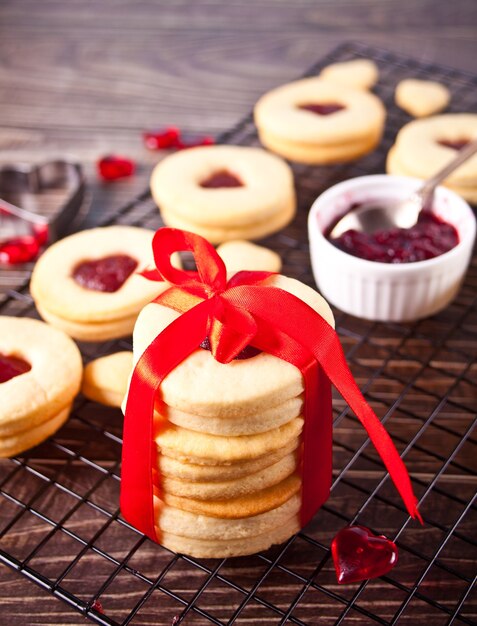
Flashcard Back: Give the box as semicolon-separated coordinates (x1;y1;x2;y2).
329;137;477;238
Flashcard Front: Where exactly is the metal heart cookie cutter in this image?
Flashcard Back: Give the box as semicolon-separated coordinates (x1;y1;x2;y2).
0;160;88;265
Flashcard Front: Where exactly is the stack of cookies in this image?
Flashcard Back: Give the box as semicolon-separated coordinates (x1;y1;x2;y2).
0;317;82;457
125;274;334;558
386;113;477;204
150;145;296;244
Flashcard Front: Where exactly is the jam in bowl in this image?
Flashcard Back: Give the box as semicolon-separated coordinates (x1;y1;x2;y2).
308;175;476;322
327;207;459;264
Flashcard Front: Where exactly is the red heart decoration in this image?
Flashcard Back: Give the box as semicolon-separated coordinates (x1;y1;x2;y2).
331;525;398;584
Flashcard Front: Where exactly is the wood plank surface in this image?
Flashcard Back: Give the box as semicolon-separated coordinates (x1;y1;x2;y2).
0;1;476;625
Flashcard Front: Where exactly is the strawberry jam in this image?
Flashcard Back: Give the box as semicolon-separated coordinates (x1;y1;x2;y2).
200;171;243;188
298;103;345;115
438;138;469;151
329;210;458;263
73;255;138;292
200;336;261;360
0;353;31;383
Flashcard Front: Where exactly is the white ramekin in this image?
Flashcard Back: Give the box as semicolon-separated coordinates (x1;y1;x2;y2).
308;175;476;322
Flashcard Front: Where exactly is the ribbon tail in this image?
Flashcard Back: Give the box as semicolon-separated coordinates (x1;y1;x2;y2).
227;285;423;523
314;331;423;524
121;299;212;541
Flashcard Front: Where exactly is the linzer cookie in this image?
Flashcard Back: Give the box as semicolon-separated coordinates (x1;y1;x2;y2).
0;316;82;457
150;145;296;243
254;77;386;164
386;114;477;203
30;226;172;341
121;228;421;559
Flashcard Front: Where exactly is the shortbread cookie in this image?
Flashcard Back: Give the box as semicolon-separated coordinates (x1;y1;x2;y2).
161;473;301;519
31;226;171;341
159;515;300;558
387;145;477;204
217;240;282;273
155;418;304;465
0;405;71;458
131;274;334;418
158;438;300;481
386;114;477;203
0;316;82;456
254;77;386;164
320;59;379;90
159;394;303;436
151;145;296;243
82;351;133;407
395;79;450;118
158;492;301;540
161;450;299;500
159;199;295;244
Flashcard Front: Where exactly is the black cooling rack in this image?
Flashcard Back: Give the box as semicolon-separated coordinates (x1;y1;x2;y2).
0;42;476;626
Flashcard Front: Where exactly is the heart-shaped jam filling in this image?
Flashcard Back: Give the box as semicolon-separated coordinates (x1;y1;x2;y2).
200;336;261;360
437;138;470;151
298;103;346;116
331;525;398;584
73;254;138;293
0;353;32;384
200;170;243;188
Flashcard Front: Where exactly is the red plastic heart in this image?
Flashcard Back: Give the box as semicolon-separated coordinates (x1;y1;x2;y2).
0;207;49;265
331;525;398;584
97;155;135;181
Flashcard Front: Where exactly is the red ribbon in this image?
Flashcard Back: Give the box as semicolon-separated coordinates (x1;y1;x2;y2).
121;228;422;543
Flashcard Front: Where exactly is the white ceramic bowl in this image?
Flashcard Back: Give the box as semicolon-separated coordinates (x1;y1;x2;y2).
308;175;476;322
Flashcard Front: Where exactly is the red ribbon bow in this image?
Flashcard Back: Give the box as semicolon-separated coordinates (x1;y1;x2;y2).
121;228;422;543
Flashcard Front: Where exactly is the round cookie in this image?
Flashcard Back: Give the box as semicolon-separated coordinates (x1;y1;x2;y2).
159;394;304;436
155;417;304;465
216;240;282;273
0;406;71;458
130;274;334;418
157;492;301;540
82;351;133;407
389;114;477;186
161;450;299;500
319;58;379;90
150;145;296;243
386;145;477;204
254;77;386;164
159;515;300;558
395;79;450;118
158;438;300;481
159;199;295;244
30;226;171;341
160;472;301;519
0;316;82;456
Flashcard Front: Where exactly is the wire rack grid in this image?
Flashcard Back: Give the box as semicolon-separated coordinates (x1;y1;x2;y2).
0;42;476;626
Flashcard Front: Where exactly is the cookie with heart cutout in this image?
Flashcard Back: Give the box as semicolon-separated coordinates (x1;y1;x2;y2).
31;226;178;341
254;76;386;164
150;145;296;243
0;316;82;457
386;114;477;204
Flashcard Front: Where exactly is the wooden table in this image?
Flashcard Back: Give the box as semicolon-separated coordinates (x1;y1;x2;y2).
0;2;476;624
